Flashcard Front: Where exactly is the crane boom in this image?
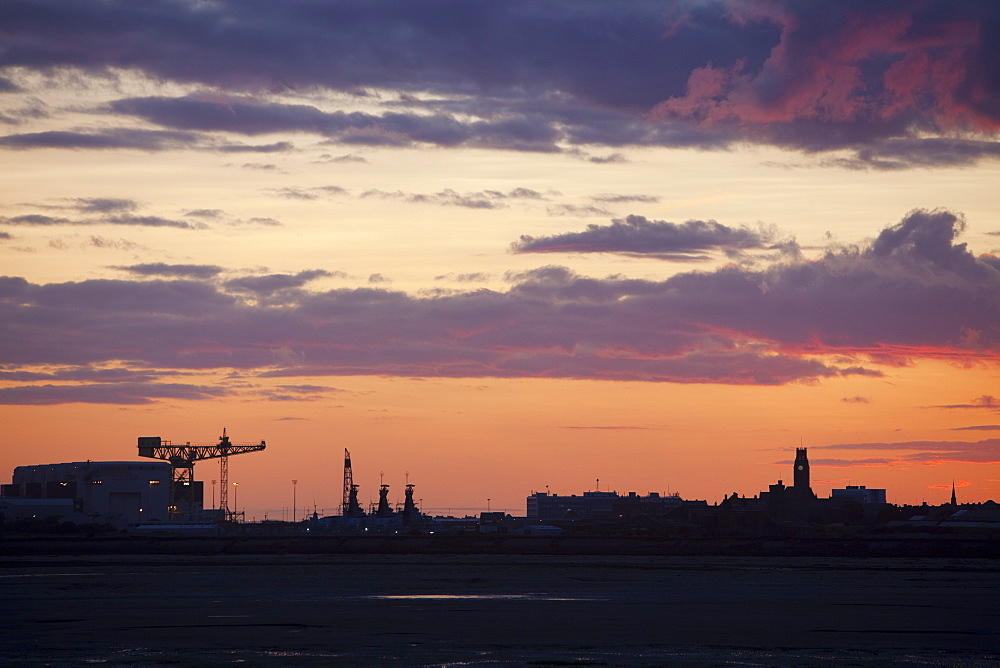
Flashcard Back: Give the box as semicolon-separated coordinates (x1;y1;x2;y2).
138;429;266;519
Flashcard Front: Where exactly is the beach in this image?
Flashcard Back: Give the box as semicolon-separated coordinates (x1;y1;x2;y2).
2;550;998;665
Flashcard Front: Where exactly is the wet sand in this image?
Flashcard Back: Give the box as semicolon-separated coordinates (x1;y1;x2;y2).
2;553;999;665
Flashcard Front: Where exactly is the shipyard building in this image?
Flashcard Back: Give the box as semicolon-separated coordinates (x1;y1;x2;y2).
0;461;171;527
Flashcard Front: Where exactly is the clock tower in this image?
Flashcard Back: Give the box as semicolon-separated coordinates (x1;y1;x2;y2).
793;447;812;496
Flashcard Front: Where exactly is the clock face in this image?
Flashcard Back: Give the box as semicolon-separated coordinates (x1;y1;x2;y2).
796;465;804;471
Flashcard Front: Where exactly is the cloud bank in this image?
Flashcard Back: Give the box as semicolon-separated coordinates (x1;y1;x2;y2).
0;1;996;165
1;209;997;403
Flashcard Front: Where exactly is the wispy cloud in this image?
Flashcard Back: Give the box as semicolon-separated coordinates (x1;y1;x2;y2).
0;382;228;405
360;187;546;210
936;395;1000;410
512;215;786;261
114;263;224;279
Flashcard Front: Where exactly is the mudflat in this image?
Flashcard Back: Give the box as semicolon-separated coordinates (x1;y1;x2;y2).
2;553;998;665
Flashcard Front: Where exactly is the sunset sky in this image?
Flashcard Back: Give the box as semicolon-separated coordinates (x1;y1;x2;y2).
2;0;999;518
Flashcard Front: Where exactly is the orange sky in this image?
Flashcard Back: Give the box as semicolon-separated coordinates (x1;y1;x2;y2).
2;1;999;518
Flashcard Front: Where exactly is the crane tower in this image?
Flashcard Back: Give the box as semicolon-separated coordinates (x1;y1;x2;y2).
342;448;353;515
138;428;266;520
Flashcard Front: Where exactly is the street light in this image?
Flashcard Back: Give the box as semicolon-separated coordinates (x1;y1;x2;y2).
232;482;239;522
292;480;298;522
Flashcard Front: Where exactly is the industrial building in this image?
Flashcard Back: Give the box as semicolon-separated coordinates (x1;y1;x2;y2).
1;461;171;527
830;485;887;504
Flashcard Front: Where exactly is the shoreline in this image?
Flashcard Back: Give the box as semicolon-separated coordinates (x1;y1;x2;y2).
4;533;1000;558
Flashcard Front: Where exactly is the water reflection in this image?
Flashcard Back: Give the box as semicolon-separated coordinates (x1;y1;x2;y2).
369;593;595;601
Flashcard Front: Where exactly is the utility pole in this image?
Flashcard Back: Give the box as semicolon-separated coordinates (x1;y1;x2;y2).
292;479;298;522
232;482;239;522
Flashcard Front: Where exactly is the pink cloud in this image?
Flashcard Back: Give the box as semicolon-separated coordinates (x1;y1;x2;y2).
653;3;994;133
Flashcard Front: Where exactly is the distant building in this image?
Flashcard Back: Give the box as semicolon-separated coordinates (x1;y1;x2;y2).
831;485;887;504
527;490;699;521
527;491;619;521
1;461;171;526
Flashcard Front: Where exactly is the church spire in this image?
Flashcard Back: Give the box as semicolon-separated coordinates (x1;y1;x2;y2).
950;479;957;506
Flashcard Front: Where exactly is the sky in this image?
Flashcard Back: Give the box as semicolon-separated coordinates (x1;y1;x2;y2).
1;0;999;519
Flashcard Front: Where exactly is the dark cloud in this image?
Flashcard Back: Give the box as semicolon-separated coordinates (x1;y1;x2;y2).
841;396;871;404
0;128;201;150
0;382;227;405
83;236;147;251
586;153;628;164
0;77;20;92
185;209;224;218
244;217;282;227
435;272;491;283
1;214;71;226
545;204;612;217
110;96;562;152
512;215;783;261
652;2;1000;153
0;1;996;163
223;269;333;296
828;138;1000;170
936;395;1000;410
116;263;224;279
796;458;893;468
812;438;1000;465
264;185;347;200
559;425;650;430
0;210;995;394
104;214;196;229
0;231;12;240
70;197;137;213
216;141;293;153
0;366;165;383
952;425;1000;431
258;384;343;402
328;153;367;163
3;200;206;229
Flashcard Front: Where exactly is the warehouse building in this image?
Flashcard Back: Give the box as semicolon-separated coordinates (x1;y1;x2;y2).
1;461;171;526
